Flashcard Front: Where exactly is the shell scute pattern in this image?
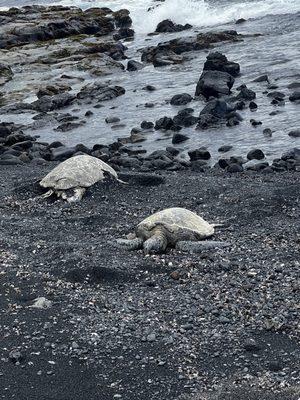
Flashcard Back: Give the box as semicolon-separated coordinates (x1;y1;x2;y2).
40;155;118;190
136;207;214;241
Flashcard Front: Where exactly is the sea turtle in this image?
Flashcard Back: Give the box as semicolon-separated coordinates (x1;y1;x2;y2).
117;207;228;254
39;154;125;202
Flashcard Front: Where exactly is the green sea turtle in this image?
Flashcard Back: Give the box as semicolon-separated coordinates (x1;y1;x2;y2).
117;207;228;254
40;154;124;202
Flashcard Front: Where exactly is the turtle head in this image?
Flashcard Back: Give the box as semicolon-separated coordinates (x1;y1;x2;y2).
143;226;168;254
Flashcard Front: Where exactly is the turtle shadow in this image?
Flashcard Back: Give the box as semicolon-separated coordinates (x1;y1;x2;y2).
118;173;166;186
64;266;133;286
13;179;44;196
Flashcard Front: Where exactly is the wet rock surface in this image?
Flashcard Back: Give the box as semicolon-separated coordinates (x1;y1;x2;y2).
141;30;241;66
155;19;192;33
0;5;298;162
0;6;117;49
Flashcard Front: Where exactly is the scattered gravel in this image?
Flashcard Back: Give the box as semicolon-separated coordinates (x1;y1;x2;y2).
0;164;299;399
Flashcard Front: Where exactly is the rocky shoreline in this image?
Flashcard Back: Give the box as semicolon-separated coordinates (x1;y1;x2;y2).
0;4;300;400
0;5;299;174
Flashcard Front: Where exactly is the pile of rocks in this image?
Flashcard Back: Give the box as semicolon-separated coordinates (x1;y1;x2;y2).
141;30;241;67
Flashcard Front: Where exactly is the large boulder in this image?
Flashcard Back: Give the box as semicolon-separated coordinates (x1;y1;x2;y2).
188;148;211;161
195;70;235;99
155;20;192;33
247;148;265;160
203;52;240;77
141;30;240;66
113;9;132;28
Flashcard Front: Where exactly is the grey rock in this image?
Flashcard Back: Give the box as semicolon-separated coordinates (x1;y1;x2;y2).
170;93;192;106
196;70;235;99
247;149;265;160
203;52;240;77
288;129;300;138
172;133;189;144
127;60;144;71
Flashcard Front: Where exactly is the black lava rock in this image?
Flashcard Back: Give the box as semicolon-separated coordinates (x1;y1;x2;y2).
141;121;154;130
247;148;265;160
195;70;235;99
289;91;300;102
200;99;234;119
249;101;258;110
235;18;246;24
113;27;134;40
218;145;233;153
191;160;209;172
237;85;256;101
170;93;192;106
172;133;189;144
227;163;243;173
250;119;262;127
127;60;143;71
188;148;211;161
252;74;269;83
288;129;300;138
155;117;181;131
203;52;240;77
173;109;198;127
155;19;192;33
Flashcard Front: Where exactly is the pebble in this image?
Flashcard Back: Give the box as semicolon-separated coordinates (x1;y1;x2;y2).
30;297;52;309
8;349;23;363
147;333;156;342
243;338;261;352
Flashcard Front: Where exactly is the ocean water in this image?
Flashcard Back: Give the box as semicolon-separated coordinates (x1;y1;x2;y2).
1;0;300;33
1;0;300;159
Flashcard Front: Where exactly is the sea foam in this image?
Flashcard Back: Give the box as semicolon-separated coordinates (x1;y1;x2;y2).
2;0;300;33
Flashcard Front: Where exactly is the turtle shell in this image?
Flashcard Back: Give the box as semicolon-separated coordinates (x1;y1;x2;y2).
136;207;214;242
40;155;118;190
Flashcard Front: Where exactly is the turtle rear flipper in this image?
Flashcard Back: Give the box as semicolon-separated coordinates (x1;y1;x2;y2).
176;240;231;253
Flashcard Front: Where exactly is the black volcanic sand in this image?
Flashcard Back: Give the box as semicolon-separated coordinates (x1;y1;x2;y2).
0;164;300;400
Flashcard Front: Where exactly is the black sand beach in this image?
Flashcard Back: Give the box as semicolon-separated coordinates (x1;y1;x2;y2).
0;165;299;399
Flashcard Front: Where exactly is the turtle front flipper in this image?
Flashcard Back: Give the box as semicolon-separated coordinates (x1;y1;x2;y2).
38;189;54;200
116;238;143;251
143;227;168;254
176;240;231;253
